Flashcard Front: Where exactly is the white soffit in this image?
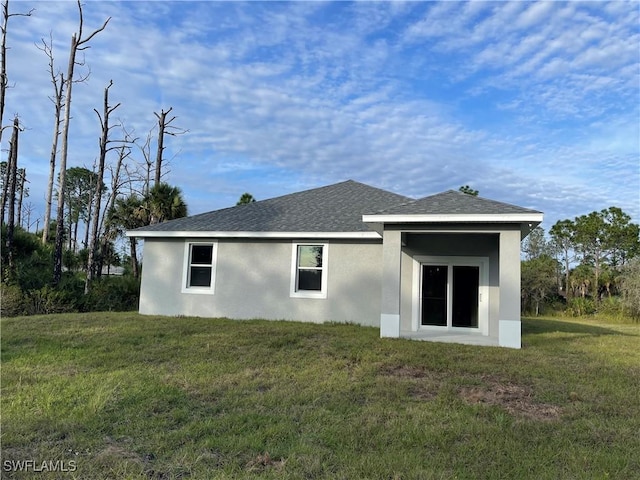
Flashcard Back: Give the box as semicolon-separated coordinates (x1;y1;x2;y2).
362;213;544;224
126;230;382;239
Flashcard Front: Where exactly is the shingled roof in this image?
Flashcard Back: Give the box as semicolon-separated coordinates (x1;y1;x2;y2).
129;180;543;238
373;190;542;216
129;180;412;236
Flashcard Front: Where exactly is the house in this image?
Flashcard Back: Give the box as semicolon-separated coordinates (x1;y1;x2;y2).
128;180;543;348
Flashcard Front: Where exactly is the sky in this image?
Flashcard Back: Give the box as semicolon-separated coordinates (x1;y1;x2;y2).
6;0;640;234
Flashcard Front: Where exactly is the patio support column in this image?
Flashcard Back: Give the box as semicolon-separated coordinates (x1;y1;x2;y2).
499;229;522;348
380;229;401;338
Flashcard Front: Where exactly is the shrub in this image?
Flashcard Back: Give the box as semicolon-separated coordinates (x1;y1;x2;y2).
27;285;78;315
80;276;140;312
566;297;596;317
0;283;26;317
597;296;624;316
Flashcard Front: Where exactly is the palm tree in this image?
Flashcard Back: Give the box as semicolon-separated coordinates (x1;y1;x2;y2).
107;184;187;278
108;194;146;278
145;182;188;225
237;192;256;205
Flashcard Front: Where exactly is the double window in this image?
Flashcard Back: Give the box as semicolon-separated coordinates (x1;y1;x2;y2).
290;243;328;298
182;242;217;294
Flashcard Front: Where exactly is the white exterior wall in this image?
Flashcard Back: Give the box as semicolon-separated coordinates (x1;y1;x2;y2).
390;228;522;347
498;229;523;348
139;238;383;326
379;230;402;337
399;232;501;335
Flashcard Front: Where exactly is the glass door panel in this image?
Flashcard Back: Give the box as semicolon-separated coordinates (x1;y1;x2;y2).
421;265;447;326
452;266;479;328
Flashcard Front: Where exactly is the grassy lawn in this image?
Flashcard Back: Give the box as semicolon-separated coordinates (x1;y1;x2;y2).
1;313;639;479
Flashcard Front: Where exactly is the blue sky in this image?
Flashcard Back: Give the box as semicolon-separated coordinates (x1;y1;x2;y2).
6;0;640;232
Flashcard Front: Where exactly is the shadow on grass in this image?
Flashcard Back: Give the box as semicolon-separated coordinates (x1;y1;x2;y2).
522;317;632;338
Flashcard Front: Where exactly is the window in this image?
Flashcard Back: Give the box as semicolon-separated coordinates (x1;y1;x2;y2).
290;243;328;298
182;242;217;294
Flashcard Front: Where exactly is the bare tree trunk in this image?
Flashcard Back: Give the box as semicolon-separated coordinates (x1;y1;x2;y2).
53;1;109;284
24;201;33;231
42;70;64;244
152;107;185;187
0;152;8;226
16;166;23;227
0;1;8;147
129;236;139;279
66;199;73;251
97;143;129;279
83;190;92;248
0;1;33;159
4;116;18;279
153;107;172;187
73;215;79;251
137;128;153;196
54;33;79;284
85;80;120;294
101;143;128;233
0;1;9;227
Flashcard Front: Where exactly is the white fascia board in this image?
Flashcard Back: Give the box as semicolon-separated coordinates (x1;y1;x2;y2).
126;230;382;239
362;213;544;224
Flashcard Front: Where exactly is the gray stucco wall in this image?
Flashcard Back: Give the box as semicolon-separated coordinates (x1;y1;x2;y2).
139;238;383;326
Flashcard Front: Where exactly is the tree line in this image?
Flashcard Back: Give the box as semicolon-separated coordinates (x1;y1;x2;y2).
1;0;189;314
522;207;640;319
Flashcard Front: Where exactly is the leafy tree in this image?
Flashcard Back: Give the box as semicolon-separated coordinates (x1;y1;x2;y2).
573;211;608;299
549;219;576;299
618;258;640;319
573;208;640;301
459;185;479;196
237;192;256;205
603;207;640;267
522;226;550;260
521;255;558;315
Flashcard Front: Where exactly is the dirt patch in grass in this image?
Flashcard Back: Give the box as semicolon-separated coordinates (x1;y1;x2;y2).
245;452;286;473
379;364;433;379
459;376;562;421
380;366;561;419
379;365;443;401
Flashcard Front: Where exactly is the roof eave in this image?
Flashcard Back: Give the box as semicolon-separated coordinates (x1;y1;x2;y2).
126;230;382;240
362;213;544;240
362;213;543;223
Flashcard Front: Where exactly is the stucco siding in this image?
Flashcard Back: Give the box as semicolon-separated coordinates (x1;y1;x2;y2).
139;238;187;316
139;238;383;326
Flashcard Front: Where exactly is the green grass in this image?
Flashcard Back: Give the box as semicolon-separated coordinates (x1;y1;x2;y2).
1;313;639;479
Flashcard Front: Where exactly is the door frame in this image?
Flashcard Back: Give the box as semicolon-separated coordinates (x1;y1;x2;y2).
412;256;489;335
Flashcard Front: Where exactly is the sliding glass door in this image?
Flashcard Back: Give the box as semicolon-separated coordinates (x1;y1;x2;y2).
419;259;485;331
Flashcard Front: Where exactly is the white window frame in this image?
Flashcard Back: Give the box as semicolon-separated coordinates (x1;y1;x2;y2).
290;242;328;299
412;256;489;335
181;241;218;294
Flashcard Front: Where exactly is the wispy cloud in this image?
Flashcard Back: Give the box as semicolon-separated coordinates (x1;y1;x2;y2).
4;1;639;230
